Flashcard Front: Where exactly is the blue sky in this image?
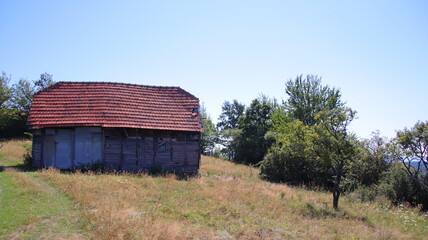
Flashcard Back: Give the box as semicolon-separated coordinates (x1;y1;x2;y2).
1;0;427;139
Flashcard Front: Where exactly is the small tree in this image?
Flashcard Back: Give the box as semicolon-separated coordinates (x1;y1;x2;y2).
313;107;357;210
393;121;428;191
347;131;392;189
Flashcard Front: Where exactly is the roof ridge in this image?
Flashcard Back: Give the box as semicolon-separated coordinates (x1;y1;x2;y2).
57;81;182;89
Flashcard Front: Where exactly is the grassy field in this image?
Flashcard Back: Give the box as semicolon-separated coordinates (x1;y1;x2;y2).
0;139;427;239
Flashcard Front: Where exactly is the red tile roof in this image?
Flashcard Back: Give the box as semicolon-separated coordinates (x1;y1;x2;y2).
27;82;202;132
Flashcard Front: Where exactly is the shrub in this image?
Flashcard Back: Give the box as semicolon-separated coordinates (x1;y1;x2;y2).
378;163;428;210
260;146;331;188
148;164;164;176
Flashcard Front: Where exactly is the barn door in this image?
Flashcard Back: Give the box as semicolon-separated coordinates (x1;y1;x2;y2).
43;132;55;167
54;129;73;169
75;127;102;167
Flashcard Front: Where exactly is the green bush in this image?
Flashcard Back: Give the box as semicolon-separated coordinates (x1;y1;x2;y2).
259;146;332;188
378;163;428;210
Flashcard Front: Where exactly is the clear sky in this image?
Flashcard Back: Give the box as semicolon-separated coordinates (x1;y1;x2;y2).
1;0;427;139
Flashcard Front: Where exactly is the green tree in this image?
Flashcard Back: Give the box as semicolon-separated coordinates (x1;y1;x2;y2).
312;108;357;209
394;121;428;184
285;74;343;126
234;96;275;164
217;100;245;160
219;128;242;160
0;71;12;108
10;79;36;120
34;72;55;91
390;121;428;209
261;75;356;209
217;100;245;131
0;71;55;138
199;105;218;155
260;120;330;186
348;131;392;189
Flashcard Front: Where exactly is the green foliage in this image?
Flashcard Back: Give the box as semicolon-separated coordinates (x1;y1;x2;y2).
385;121;428;209
216;100;246;160
34;72;55;91
0;71;12;108
393;121;428;189
312;108;357;209
284;74;343;126
10;78;35;118
260;144;330;186
261;75;357;209
378;163;419;205
0;108;27;138
234;96;276;165
217;100;245;131
219;128;242;160
200;105;219;155
345;131;392;191
0;71;55;139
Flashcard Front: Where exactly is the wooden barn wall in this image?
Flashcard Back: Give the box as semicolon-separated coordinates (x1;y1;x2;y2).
32;127;103;169
32;127;200;172
103;128;200;172
32;130;43;168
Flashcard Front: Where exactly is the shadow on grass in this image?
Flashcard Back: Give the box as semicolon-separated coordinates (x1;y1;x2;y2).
0;163;37;173
54;165;200;181
14;162;37;172
299;202;372;225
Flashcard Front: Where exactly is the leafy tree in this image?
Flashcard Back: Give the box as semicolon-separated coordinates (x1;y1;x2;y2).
218;128;241;160
216;100;245;160
217;100;245;131
378;162;428;210
199;105;219;155
388;121;428;209
394;121;428;186
0;71;55;138
0;71;12;108
312;107;357;209
262;75;356;209
34;72;55;91
348;131;392;188
260;120;330;186
284;74;343;126
10;79;36;120
234;96;276;164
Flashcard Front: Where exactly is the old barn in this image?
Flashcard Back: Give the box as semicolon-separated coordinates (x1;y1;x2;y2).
27;82;202;173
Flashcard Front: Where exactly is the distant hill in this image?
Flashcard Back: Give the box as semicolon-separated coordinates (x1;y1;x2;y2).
409;161;428;172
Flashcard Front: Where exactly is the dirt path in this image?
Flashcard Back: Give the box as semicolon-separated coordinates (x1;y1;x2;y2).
0;167;88;240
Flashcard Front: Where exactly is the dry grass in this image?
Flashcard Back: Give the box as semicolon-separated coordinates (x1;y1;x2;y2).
1;139;426;239
39;156;428;240
0;139;31;166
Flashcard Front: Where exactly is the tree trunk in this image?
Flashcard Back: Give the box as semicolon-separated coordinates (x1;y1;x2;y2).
332;172;342;210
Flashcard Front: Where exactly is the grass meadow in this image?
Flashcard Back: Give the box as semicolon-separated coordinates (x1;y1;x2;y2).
0;139;427;239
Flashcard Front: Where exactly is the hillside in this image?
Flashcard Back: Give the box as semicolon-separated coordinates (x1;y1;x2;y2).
0;139;427;240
